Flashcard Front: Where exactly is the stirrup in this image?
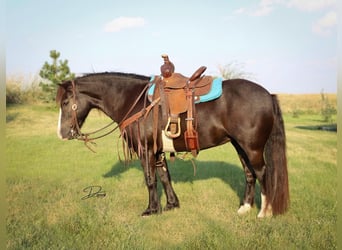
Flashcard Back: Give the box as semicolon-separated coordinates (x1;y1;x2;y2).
164;117;181;138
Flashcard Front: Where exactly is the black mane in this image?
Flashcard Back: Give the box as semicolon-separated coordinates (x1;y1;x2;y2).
78;71;150;81
56;72;150;105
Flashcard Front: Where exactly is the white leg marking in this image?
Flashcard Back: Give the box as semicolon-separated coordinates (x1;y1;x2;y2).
57;108;63;139
257;193;273;218
237;203;251;215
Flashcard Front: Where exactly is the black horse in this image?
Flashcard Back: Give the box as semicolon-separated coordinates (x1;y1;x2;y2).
56;72;289;218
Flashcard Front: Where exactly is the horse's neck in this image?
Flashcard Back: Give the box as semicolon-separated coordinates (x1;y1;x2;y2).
80;77;146;123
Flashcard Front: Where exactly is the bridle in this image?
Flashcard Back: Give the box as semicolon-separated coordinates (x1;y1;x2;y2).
69;80;117;142
67;80;159;152
69;80;84;139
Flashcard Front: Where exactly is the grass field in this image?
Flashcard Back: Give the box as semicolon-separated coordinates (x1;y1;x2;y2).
6;94;337;249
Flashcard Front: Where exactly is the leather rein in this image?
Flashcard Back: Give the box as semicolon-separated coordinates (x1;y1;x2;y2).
68;80;159;152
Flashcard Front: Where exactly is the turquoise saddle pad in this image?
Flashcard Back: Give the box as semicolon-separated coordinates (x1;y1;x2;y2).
148;76;222;103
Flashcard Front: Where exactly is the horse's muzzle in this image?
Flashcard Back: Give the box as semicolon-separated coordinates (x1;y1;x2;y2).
70;128;81;140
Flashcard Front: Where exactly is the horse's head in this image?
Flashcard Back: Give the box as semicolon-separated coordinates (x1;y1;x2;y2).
56;80;91;140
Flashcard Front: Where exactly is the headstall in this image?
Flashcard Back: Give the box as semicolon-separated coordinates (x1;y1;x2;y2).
67;80;159;152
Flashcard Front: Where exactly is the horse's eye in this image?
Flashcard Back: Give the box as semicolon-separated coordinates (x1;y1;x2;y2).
62;100;69;106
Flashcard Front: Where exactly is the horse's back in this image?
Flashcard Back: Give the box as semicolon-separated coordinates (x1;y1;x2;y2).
193;78;274;149
156;78;275;151
220;79;274;120
223;78;273;108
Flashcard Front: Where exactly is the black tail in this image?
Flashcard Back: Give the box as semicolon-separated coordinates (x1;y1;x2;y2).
264;95;289;215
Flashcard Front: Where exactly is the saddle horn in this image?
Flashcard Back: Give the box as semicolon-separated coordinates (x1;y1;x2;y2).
160;54;175;78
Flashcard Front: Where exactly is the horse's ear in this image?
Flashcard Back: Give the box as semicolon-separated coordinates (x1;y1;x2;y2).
56;83;67;105
56;81;74;104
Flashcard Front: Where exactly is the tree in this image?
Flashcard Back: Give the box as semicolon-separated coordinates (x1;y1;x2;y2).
320;89;336;123
218;61;253;80
39;50;75;102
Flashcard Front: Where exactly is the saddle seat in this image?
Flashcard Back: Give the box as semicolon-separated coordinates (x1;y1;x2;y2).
164;75;213;115
163;65;209;89
149;70;213;114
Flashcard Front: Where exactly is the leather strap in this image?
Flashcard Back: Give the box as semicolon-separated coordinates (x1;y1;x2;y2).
120;97;160;131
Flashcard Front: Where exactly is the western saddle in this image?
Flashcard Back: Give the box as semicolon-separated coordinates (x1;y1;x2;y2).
150;54;214;157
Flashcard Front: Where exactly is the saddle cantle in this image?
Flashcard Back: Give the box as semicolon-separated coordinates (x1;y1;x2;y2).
149;55;223;157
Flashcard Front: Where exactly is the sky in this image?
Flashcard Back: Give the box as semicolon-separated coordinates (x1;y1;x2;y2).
6;0;337;93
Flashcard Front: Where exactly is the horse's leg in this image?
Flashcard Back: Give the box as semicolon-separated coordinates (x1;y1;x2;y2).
255;165;273;218
231;140;255;214
257;189;272;217
155;153;179;211
236;147;272;218
232;140;270;216
236;154;256;215
141;149;160;216
244;150;273;218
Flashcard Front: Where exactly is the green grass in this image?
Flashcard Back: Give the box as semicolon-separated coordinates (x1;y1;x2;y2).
6;102;337;249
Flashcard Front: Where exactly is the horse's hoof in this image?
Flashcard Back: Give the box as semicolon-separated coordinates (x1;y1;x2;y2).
237;203;251;215
164;202;180;211
141;208;161;217
257;208;273;218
